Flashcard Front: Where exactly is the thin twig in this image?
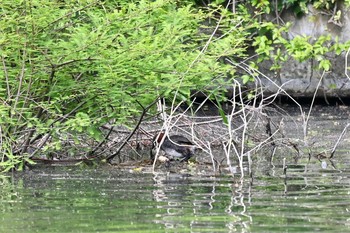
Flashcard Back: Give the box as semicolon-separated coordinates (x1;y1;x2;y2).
107;97;159;163
345;46;350;81
330;123;350;159
87;125;115;158
304;70;326;140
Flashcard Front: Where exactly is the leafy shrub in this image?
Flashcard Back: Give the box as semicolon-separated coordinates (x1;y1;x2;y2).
0;0;255;170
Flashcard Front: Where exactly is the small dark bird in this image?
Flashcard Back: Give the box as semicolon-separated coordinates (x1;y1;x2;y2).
150;132;196;162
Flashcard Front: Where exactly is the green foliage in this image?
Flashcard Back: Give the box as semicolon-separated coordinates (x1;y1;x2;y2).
254;22;349;72
0;0;254;170
248;0;350;72
285;36;314;61
251;0;271;13
1;0;349;171
251;0;350;17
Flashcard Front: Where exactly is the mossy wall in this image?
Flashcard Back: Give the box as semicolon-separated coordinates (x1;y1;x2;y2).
258;3;350;98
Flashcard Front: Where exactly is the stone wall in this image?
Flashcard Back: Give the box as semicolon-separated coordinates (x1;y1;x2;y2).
257;3;350;98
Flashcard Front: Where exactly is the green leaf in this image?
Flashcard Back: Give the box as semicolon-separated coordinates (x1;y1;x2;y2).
241;75;253;84
215;96;228;125
87;126;103;141
319;59;331;71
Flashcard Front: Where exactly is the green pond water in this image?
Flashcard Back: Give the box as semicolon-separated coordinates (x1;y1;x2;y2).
1;161;350;233
2;105;350;232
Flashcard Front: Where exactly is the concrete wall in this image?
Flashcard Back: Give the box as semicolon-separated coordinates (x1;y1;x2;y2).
257;3;350;98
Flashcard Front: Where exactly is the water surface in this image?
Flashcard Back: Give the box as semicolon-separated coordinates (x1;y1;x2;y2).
1;161;350;232
2;105;350;232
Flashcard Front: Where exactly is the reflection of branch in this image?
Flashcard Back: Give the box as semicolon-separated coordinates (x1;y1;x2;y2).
227;179;253;227
283;158;287;195
208;181;216;210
